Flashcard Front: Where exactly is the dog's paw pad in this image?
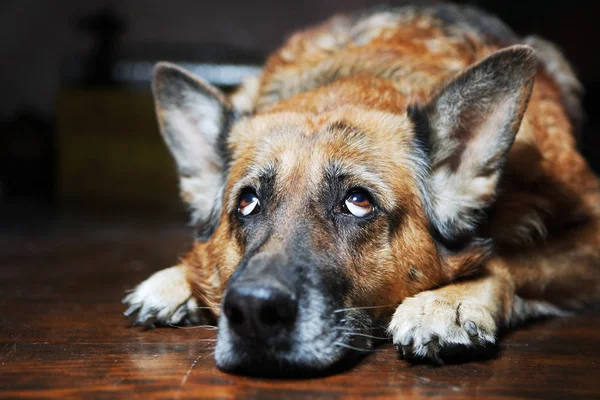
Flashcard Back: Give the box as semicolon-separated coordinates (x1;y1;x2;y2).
388;291;497;363
123;266;200;327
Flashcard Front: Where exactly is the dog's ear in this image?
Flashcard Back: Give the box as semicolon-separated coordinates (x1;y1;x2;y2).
410;45;538;243
152;62;234;239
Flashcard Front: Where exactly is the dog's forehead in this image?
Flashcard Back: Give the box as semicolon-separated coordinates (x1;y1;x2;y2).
225;108;421;208
229;107;415;158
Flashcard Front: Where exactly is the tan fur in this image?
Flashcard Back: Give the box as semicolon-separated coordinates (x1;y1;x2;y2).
126;5;599;364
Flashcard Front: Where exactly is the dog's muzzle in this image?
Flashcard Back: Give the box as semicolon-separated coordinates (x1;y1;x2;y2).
214;245;356;375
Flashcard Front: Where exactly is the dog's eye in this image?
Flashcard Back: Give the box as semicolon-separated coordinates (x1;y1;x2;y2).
342;191;373;217
238;191;261;216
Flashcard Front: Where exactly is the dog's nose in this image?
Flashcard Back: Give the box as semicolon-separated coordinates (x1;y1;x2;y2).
223;283;297;340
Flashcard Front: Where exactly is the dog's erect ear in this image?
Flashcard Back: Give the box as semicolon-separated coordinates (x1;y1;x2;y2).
152;62;234;238
410;46;538;243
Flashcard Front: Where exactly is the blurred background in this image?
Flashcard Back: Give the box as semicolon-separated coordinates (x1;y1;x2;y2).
1;0;598;229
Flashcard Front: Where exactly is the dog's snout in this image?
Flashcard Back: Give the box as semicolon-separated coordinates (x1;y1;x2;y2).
223;283;298;340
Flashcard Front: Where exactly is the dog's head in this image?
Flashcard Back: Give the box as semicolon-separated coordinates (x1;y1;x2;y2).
151;46;536;374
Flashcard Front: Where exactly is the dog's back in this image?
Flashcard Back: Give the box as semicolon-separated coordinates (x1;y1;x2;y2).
245;5;580;122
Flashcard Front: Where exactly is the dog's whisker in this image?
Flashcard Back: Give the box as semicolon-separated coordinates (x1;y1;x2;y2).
338;317;372;331
334;325;388;337
341;332;390;340
333;326;376;334
333;304;397;313
334;342;385;353
168;324;219;331
333;326;361;331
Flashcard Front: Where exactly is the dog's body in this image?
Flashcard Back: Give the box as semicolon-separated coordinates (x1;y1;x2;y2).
124;4;600;373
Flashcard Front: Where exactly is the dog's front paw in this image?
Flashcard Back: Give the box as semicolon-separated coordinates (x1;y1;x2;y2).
123;265;200;327
388;291;497;364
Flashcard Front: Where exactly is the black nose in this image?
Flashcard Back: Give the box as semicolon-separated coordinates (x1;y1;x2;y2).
223;282;298;340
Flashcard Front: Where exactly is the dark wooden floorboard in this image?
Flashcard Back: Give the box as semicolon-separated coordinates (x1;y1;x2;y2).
1;215;598;399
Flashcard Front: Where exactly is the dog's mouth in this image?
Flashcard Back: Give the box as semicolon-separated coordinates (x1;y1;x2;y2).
213;283;384;376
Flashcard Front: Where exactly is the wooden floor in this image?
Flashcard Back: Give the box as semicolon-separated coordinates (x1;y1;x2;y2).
1;213;599;399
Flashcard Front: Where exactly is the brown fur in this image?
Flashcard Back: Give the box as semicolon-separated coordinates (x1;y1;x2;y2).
189;6;599;314
126;4;599;367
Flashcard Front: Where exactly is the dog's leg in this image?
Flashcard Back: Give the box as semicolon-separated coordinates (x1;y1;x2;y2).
123;265;202;327
390;215;600;363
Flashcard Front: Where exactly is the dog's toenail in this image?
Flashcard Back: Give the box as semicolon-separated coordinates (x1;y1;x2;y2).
465;320;478;337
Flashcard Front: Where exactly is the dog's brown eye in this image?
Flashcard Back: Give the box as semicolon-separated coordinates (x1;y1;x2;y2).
342;191;373;217
238;191;261;216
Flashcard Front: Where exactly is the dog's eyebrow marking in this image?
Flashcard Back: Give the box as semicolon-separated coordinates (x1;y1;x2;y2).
323;161;396;212
257;164;277;187
227;163;278;214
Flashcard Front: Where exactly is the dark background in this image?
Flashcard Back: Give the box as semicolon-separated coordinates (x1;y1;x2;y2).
1;0;598;217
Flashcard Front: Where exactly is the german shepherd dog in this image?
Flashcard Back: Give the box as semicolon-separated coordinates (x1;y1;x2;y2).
124;4;600;374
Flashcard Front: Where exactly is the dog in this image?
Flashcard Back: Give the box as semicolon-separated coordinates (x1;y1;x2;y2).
123;4;600;374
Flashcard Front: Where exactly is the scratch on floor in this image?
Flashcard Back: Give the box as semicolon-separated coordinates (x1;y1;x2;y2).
175;353;203;399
